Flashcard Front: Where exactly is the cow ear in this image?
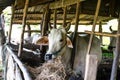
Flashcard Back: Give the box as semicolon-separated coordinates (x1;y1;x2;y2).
36;36;48;45
66;37;73;48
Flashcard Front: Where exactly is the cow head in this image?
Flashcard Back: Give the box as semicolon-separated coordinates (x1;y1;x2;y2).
36;28;73;61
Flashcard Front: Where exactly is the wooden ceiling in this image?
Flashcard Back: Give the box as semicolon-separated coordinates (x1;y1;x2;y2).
14;0;54;9
1;0;120;25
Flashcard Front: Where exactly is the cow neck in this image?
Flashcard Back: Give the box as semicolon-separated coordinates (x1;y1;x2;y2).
53;41;67;56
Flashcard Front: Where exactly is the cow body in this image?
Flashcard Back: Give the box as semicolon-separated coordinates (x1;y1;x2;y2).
108;31;117;51
37;28;102;78
108;26;117;51
24;34;41;44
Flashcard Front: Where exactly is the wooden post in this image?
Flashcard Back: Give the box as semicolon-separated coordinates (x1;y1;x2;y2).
86;0;101;55
41;4;50;36
8;5;15;43
84;54;98;80
26;24;31;37
0;14;6;45
85;0;101;80
53;9;57;28
99;21;102;44
18;0;29;57
70;2;80;69
40;4;50;62
6;46;32;80
110;13;120;80
63;6;67;27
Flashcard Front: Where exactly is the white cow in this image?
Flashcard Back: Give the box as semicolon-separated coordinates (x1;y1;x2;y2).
24;34;41;44
10;34;41;45
108;26;117;51
36;28;102;78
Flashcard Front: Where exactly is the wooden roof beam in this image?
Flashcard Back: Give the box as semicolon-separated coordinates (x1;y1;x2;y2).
49;0;85;9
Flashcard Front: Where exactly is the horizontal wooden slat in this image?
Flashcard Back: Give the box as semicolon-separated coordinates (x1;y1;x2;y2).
13;13;113;21
6;46;32;80
24;30;41;32
79;31;117;37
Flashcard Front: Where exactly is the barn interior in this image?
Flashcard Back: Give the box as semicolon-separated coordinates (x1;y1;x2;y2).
11;0;119;25
0;0;120;80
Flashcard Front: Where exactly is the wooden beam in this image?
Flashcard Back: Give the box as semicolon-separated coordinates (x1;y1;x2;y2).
40;4;50;62
41;4;50;36
110;12;120;80
71;1;80;69
86;0;101;55
24;30;41;33
109;0;116;17
14;13;42;17
13;13;113;24
53;9;57;28
18;0;29;57
84;54;98;80
13;19;107;25
13;19;41;23
63;6;67;27
85;0;101;80
13;13;114;19
15;0;53;9
99;21;102;43
49;0;85;9
6;46;32;80
8;5;15;43
82;31;117;37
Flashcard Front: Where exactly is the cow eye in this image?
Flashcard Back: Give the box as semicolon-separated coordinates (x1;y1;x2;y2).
60;39;63;42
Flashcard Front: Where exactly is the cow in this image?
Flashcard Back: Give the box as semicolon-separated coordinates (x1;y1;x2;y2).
36;27;102;78
24;34;41;44
108;26;117;51
107;26;120;63
10;33;41;45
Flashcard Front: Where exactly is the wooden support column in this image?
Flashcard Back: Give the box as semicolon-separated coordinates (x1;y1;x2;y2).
41;4;50;36
85;0;101;80
40;4;50;62
18;0;29;57
86;0;101;55
70;2;80;69
53;9;57;28
99;21;102;44
63;6;67;27
26;24;31;37
109;0;115;17
8;5;15;43
0;14;6;45
110;13;120;80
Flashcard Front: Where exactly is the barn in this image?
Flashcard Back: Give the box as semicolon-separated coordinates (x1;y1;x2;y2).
0;0;120;80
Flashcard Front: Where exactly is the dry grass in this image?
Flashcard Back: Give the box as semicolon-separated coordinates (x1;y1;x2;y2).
27;56;68;80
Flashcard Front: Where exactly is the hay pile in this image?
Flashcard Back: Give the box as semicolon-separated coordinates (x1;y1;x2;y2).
34;56;66;80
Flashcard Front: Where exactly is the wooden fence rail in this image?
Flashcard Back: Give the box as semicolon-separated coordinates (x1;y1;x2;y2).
2;45;32;80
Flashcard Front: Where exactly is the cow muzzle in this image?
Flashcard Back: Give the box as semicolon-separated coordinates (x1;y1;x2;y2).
44;54;53;61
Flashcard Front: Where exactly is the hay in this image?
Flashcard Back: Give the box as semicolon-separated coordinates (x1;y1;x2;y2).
35;56;66;80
